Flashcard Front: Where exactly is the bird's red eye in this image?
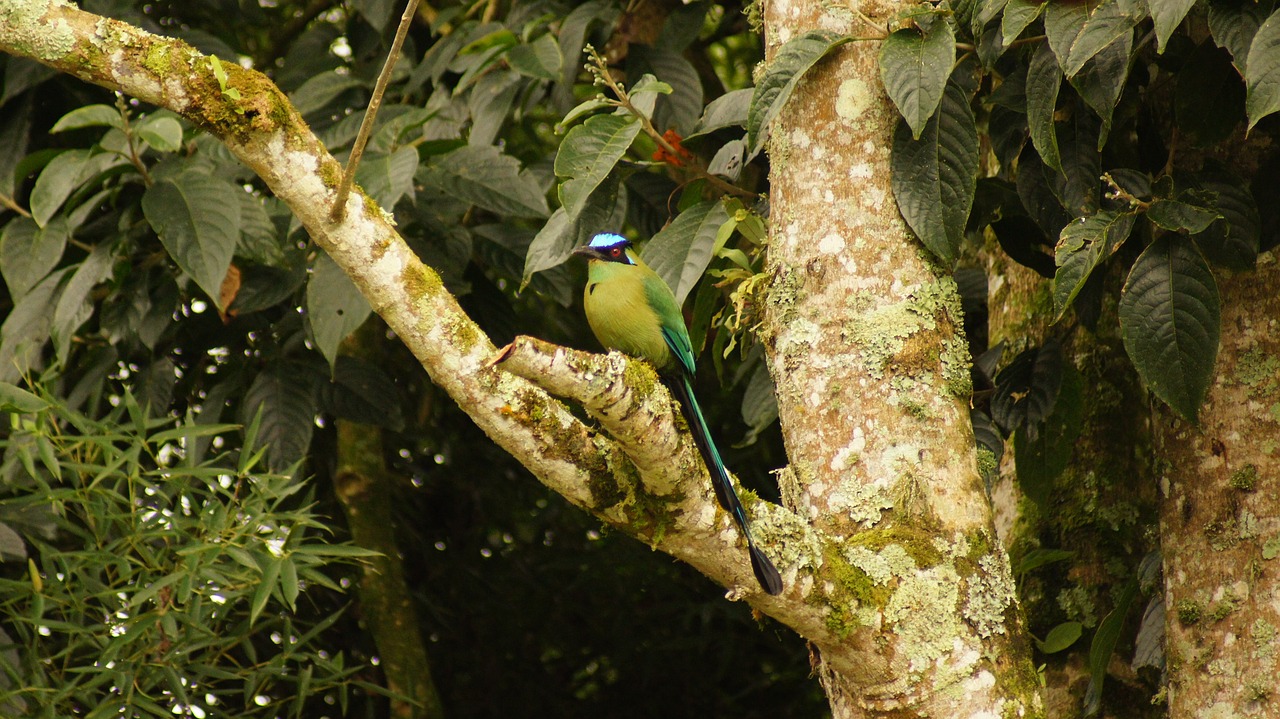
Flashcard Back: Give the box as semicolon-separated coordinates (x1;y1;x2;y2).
609;248;622;258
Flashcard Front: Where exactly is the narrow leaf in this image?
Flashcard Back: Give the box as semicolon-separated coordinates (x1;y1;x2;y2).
0;382;48;413
1002;0;1046;47
747;30;851;155
1119;235;1220;421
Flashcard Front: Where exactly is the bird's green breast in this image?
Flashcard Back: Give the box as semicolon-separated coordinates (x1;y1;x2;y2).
582;261;675;370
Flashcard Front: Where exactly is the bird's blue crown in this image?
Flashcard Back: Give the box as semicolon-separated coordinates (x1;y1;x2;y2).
588;232;628;249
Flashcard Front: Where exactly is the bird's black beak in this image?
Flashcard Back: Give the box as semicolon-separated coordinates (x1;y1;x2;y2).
572;245;603;260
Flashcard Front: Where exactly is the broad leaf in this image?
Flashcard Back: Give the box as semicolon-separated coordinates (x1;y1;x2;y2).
1069;31;1132;148
629;45;703;135
522;174;623;287
1150;0;1195;54
1026;42;1062;173
424;145;549;218
992;338;1062;438
1146;199;1221;234
1039;621;1084;654
1246;9;1280;130
0;268;71;384
1209;1;1272;73
747;30;850;155
1183;167;1261;270
1119;235;1220;422
1048;112;1102;218
142;172;241;308
1016;145;1072;242
307;251;372;373
50;104;121;133
641;200;731;305
507;33;562;80
880;15;956;139
136;114;184;152
691;88;752;136
241;361;320;473
891;82;979;265
1014;362;1083;505
1044;0;1142;77
355;147;418;210
0;216;68;300
1053;209;1136;319
326;356;405;432
1002;0;1045;47
30;149;124;227
51;243;115;366
555;114;639;217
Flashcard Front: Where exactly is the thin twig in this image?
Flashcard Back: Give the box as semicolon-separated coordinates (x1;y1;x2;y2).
116;94;154;187
331;0;423;222
0;192;31;218
588;48;757;200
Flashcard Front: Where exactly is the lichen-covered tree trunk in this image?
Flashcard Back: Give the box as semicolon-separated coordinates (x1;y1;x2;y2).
758;0;1041;714
1158;252;1280;717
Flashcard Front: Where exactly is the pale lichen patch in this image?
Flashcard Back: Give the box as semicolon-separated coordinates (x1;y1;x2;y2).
836;78;872;123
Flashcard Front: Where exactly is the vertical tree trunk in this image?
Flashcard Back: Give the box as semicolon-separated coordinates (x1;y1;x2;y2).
759;0;1041;714
1159;252;1280;717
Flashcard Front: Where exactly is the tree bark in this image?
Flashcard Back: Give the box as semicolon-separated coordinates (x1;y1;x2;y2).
1159;251;1280;717
757;0;1041;714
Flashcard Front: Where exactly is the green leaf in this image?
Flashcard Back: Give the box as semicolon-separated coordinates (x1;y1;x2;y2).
424;145;550;218
1014;547;1075;576
1014;362;1083;505
555;114;639;217
0;216;68;300
1026;41;1062;173
51;243;115;366
1001;0;1046;47
250;556;282;625
30;150;124;227
135;114;184;153
0;382;48;413
1119;235;1220;422
1039;621;1083;654
1146;199;1221;234
50;104;122;133
691;88;752;136
1150;0;1195;54
1049;112;1102;217
629;45;702;134
1052;210;1137;318
0;268;70;384
880;16;956;139
992;338;1062;438
1183;167;1261;270
507;33;562;80
289;71;367;117
891;82;979;265
279;557;299;610
240;361;319;472
1246;10;1280;130
307;251;372;373
747;30;850;155
1043;0;1142;77
355;147;418;210
738;354;779;446
522;174;623;287
1209;1;1271;74
641;200;731;305
1069;31;1132;148
142;172;242;308
1084;577;1139;715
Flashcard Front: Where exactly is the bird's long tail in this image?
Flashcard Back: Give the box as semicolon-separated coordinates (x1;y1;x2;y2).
668;375;783;596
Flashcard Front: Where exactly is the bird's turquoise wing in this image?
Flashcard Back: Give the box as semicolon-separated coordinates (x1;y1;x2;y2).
643;276;696;377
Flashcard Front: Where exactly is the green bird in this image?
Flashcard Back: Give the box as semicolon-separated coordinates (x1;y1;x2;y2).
573;232;784;596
